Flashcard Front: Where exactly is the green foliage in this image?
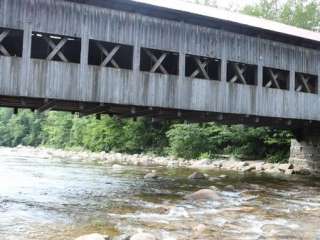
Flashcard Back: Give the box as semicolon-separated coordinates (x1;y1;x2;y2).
42;112;73;148
166;124;211;159
242;0;320;31
166;123;292;162
0;108;45;147
0;108;293;162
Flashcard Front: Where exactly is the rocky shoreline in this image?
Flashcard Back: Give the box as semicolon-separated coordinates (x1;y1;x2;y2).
0;146;316;176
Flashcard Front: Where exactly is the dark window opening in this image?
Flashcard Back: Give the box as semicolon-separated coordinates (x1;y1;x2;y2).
88;40;133;70
140;47;179;75
31;32;81;64
185;54;221;81
295;72;318;94
227;61;257;86
0;27;23;57
263;67;289;90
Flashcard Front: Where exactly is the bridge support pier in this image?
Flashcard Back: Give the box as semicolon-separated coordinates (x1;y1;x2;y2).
289;128;320;173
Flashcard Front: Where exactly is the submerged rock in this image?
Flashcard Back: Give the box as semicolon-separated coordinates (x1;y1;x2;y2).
112;164;124;170
75;233;110;240
209;185;219;191
114;234;130;240
114;235;131;240
218;174;228;179
188;172;207;180
184;189;221;201
224;185;236;191
192;224;208;234
208;177;220;181
168;206;189;218
130;233;157;240
144;170;159;179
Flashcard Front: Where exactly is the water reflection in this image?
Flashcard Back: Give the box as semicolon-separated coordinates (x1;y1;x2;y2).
0;153;320;240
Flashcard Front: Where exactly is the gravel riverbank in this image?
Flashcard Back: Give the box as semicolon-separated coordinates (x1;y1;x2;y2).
1;146;315;176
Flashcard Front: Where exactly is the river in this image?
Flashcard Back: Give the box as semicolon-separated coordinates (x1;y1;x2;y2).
1;151;320;240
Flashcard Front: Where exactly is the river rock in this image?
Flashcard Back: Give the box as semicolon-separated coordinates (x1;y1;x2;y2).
285;169;294;175
75;233;110;240
112;164;124;169
168;206;189;217
278;163;294;172
208;177;220;181
293;167;311;175
144;170;159;179
209;185;219;191
224;185;235;191
188;172;207;180
184;189;221;201
242;165;256;172
114;235;131;240
130;233;157;240
218;174;228;179
193;224;207;234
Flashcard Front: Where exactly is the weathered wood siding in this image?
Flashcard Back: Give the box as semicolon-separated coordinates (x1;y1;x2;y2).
0;0;319;121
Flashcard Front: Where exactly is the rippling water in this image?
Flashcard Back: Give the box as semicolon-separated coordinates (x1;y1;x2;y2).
1;152;320;240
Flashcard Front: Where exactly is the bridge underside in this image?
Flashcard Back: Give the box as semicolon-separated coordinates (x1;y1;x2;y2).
0;95;318;130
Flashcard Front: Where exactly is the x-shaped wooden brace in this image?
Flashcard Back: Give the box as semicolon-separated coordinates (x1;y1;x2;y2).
95;42;120;68
296;74;311;93
190;57;210;80
43;35;68;62
0;30;11;56
144;49;168;74
265;68;280;89
230;63;247;84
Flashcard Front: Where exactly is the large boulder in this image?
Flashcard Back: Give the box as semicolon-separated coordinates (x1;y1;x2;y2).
184;189;221;201
188;172;207;180
130;233;157;240
75;233;110;240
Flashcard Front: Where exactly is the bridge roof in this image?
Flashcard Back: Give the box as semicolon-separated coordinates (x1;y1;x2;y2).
69;0;320;48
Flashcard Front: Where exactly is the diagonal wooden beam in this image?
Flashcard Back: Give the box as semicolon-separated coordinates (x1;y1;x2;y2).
190;61;208;79
266;69;280;89
150;53;167;73
144;49;168;74
96;42;120;68
44;36;68;62
0;30;10;42
296;75;310;93
0;44;10;56
300;75;311;93
46;38;68;61
0;30;10;56
37;100;56;113
230;63;247;84
193;57;210;80
100;45;120;67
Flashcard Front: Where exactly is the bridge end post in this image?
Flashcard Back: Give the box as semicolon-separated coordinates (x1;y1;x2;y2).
289;128;320;173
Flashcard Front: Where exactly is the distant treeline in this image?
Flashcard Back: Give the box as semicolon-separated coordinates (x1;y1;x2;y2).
0;108;291;162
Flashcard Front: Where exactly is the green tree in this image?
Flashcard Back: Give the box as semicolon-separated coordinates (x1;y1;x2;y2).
242;0;320;30
42;111;74;148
